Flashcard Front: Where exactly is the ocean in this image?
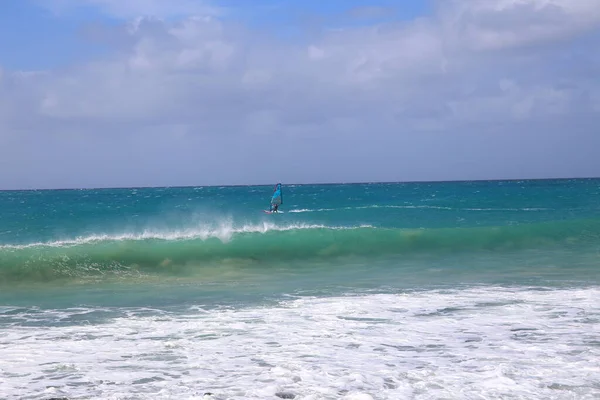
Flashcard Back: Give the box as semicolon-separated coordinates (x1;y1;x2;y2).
0;179;599;399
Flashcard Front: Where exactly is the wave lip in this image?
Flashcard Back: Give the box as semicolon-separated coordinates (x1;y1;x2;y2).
0;222;370;250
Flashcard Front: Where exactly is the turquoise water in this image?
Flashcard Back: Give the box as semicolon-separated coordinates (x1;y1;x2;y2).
1;180;599;399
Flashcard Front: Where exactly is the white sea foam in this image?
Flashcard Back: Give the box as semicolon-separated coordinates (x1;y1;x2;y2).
289;208;336;213
289;205;551;213
0;222;375;249
0;286;598;399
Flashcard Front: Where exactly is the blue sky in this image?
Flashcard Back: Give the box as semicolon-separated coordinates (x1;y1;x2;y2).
0;1;117;69
1;0;599;189
0;0;429;69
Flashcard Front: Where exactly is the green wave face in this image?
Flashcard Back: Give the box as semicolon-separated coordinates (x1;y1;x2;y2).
1;218;598;284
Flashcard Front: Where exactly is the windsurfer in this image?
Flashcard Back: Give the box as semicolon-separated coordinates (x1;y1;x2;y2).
266;183;282;213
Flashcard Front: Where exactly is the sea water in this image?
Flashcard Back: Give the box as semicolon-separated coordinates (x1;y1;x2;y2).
0;180;599;399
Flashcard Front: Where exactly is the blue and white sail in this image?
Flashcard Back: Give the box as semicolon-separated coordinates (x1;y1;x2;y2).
269;183;283;211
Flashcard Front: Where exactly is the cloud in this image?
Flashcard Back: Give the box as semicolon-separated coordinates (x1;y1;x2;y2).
346;6;395;20
438;0;600;51
1;0;600;188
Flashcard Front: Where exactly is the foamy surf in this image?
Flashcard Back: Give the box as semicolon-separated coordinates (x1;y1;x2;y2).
1;286;598;399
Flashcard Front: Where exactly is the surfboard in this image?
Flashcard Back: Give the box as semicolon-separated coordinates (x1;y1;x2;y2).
263;210;284;214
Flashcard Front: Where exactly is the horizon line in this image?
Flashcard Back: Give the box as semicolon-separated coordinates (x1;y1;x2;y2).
1;175;599;192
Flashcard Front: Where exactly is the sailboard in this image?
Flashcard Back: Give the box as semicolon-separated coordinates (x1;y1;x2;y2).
264;183;283;213
263;210;284;214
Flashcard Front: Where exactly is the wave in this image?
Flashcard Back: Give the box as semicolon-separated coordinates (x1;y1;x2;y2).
288;208;336;213
287;205;552;213
1;219;599;284
0;223;343;249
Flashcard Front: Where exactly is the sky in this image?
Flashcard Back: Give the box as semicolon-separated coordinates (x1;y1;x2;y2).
0;0;599;189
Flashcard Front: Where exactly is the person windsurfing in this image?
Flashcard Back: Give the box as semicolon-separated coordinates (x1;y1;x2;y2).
269;183;283;213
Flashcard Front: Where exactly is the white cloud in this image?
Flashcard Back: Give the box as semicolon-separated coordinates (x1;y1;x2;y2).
438;0;600;51
1;0;600;188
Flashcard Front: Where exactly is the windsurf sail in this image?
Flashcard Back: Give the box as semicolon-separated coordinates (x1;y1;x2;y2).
269;183;283;211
